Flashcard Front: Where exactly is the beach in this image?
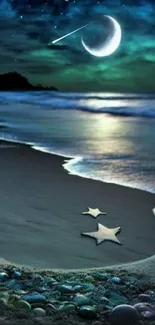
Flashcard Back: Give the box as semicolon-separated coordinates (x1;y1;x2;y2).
0;140;155;280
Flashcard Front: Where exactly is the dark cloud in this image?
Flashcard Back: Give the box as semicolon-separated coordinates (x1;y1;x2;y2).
0;0;155;91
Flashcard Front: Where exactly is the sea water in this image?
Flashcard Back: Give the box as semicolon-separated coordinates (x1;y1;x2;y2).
0;91;155;193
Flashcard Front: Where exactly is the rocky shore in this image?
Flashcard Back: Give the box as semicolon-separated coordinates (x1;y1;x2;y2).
0;265;154;325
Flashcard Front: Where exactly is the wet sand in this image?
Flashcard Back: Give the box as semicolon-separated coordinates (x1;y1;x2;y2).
0;141;155;281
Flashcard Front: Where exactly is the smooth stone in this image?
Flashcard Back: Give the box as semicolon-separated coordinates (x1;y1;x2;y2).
46;303;57;311
59;294;72;301
0;272;9;281
109;304;140;325
33;307;46;317
12;270;21;279
0;292;9;301
23;293;46;303
0;298;8;307
100;297;109;304
106;292;128;306
16;290;27;295
5;279;21;290
78;283;94;292
51;291;61;299
48;281;59;288
55;284;73;294
133;302;155;312
37;286;47;293
73;294;90;306
22;281;34;290
140;310;155;320
8;294;21;303
77;305;97;319
110;277;121;284
31;274;44;282
71;284;84;293
58;303;76;311
84;275;95;283
151;295;155;303
13;300;31;311
94;272;110;279
46;277;57;286
138;294;152;303
145;290;155;296
102;305;113;312
85;292;92;298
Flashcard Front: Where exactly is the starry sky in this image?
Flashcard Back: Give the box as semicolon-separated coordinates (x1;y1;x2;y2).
0;0;155;92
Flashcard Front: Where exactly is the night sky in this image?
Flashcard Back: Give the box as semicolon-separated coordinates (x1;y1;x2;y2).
0;0;155;92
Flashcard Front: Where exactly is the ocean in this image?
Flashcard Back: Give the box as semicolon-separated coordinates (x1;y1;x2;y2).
0;91;155;194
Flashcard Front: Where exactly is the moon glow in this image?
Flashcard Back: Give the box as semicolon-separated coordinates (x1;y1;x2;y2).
81;15;122;57
51;15;121;58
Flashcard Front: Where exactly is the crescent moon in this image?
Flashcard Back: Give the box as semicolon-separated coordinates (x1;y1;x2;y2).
81;15;122;57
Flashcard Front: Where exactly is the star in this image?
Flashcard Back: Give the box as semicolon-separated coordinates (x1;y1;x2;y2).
82;207;107;218
152;207;155;216
81;223;121;245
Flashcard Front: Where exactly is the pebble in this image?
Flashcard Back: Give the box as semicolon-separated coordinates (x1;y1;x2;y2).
72;293;91;306
106;291;128;307
77;305;98;319
141;310;155;320
37;286;47;293
13;300;31;311
22;293;46;303
100;296;109;304
110;276;121;284
22;281;34;290
0;292;9;301
109;304;140;325
133;302;154;312
0;272;9;281
0;298;8;308
133;302;155;320
51;290;61;299
94;272;110;279
0;266;154;325
138;293;152;302
71;284;85;293
58;303;76;311
33;307;46;317
5;279;22;290
46;303;57;311
55;284;73;294
12;270;21;279
78;283;94;292
30;274;44;282
84;275;95;283
9;294;21;303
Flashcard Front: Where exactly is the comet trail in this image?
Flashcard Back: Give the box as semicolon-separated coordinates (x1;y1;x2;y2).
50;22;92;45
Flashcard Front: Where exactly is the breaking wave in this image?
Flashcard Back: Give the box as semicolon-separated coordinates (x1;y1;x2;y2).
0;91;155;118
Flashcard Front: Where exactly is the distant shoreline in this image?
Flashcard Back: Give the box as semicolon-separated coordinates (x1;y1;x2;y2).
0;71;58;91
0;89;57;92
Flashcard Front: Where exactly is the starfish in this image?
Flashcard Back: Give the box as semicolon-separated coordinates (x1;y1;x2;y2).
152;207;155;216
81;223;121;245
82;207;107;218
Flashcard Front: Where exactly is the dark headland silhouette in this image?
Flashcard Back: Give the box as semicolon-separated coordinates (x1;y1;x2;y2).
0;72;58;91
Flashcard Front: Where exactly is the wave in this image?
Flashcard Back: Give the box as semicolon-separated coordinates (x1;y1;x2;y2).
0;91;155;118
0;133;154;194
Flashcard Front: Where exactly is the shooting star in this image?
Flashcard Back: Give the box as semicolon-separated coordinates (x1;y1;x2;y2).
49;22;92;45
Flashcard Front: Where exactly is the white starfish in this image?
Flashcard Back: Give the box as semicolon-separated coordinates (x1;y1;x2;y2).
152;207;155;216
81;223;121;245
82;207;107;218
